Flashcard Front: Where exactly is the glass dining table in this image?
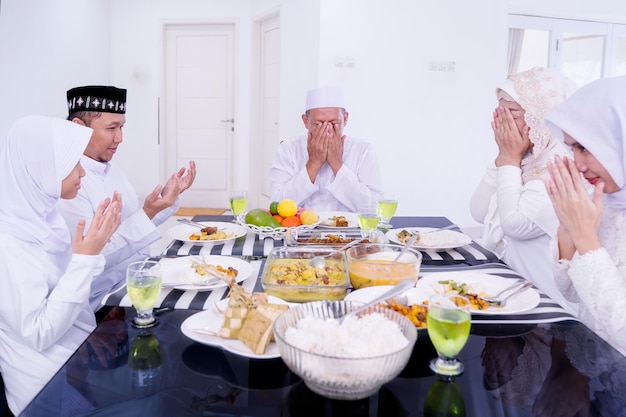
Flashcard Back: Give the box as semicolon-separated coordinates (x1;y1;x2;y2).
20;216;626;417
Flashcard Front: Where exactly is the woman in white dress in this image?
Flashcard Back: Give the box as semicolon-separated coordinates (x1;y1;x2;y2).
0;116;121;414
544;75;626;356
470;67;579;314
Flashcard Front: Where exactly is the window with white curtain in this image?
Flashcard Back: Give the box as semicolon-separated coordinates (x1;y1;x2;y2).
508;14;626;86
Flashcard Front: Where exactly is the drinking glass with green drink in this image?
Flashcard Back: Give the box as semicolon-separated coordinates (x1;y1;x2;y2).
229;190;248;215
126;260;162;328
427;293;471;376
377;193;398;228
357;203;380;232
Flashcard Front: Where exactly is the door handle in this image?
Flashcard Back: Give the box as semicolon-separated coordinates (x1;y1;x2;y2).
221;118;234;123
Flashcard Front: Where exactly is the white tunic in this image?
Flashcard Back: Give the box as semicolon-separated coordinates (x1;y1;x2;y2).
554;200;626;356
0;235;102;414
470;163;578;314
57;156;177;312
269;136;383;212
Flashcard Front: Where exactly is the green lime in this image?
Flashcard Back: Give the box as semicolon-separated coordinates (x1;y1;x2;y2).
269;201;280;215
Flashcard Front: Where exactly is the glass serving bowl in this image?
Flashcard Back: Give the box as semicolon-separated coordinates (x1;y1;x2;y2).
273;300;417;400
346;243;422;290
261;246;350;302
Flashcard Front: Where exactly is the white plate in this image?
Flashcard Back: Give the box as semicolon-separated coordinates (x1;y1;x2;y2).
316;211;360;229
346;272;540;316
167;221;247;246
345;285;429;330
386;227;472;250
417;272;540;315
180;296;289;359
160;255;253;291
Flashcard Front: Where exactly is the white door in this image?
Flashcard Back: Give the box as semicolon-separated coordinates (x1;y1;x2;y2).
252;15;281;209
163;24;235;208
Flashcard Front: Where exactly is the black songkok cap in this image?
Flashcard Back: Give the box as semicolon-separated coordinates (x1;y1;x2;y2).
66;85;127;115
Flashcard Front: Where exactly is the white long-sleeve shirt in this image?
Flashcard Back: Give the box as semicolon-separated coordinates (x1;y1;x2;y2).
57;156;177;311
553;201;626;356
0;234;102;414
470;163;578;314
269;136;383;212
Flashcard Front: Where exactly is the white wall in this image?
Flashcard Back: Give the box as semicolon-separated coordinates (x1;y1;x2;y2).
0;0;110;126
312;0;508;227
2;0;626;228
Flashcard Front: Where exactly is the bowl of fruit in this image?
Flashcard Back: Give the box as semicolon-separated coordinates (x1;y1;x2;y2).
237;199;320;239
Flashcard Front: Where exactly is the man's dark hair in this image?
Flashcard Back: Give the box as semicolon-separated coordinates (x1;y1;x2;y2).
67;111;102;126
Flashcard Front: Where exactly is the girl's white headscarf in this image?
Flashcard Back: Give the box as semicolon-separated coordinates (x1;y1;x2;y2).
496;67;578;183
545;76;626;210
0;116;92;268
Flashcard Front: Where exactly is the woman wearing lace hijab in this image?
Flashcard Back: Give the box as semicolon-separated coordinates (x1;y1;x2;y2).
545;75;626;356
470;67;579;314
0;116;121;414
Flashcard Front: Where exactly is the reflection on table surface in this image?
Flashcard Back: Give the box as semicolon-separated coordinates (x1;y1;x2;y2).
21;306;626;416
19;216;626;416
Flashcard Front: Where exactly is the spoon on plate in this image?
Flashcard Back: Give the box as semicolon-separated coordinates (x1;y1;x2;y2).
177;218;210;229
309;238;366;269
338;279;415;324
391;233;418;264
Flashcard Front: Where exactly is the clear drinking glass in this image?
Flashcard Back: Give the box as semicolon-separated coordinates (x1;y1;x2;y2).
229;190;248;215
357;203;380;233
377;193;398;228
126;260;162;328
427;293;471;376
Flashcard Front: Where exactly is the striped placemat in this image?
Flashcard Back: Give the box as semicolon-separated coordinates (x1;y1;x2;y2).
420;263;578;324
162;234;501;265
103;260;577;325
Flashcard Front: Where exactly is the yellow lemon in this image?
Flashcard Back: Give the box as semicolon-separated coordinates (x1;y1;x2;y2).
277;199;298;218
299;209;318;225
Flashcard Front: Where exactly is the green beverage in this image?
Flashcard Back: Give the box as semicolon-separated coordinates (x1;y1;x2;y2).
358;214;379;230
427;308;471;358
230;196;248;215
129;333;162;370
127;277;162;312
378;199;398;222
423;378;466;417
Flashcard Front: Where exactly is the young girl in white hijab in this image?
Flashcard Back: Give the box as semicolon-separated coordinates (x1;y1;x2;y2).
0;116;121;414
470;67;579;314
545;75;626;356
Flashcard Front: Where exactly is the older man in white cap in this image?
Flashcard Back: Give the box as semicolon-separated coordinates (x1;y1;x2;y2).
269;86;382;212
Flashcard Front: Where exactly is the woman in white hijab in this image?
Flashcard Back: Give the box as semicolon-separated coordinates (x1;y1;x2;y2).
470;67;579;314
545;75;626;356
0;116;121;414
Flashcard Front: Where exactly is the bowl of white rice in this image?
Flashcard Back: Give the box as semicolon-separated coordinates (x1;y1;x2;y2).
273;300;417;400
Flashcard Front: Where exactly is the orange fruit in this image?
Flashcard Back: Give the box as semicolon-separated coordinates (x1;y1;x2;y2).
281;215;302;227
273;214;284;223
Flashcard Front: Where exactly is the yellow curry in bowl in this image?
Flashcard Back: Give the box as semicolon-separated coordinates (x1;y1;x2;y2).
262;258;349;302
349;259;418;289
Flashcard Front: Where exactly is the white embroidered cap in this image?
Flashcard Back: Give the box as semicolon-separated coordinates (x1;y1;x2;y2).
305;86;345;111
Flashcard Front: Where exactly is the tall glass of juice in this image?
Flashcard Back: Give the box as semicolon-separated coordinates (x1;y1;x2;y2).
229;190;248;215
377;193;398;228
357;203;379;237
126;260;162;328
427;292;471;376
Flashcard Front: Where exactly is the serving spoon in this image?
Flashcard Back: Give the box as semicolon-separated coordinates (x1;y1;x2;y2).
338;279;415;324
392;233;419;264
309;238;366;269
